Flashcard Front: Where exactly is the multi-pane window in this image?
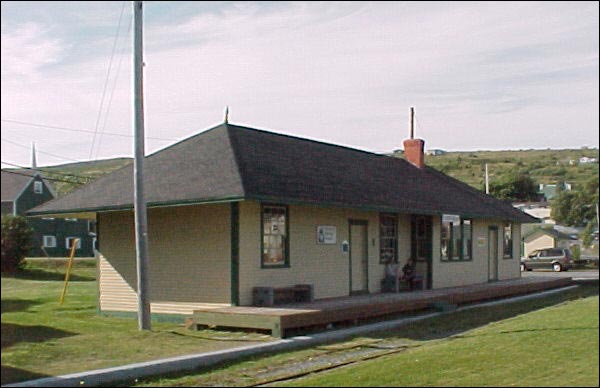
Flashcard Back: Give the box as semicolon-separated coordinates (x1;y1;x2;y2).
380;214;398;263
33;181;43;194
462;219;472;260
441;216;472;262
441;216;456;260
43;235;56;248
503;223;513;259
65;237;81;250
262;205;288;267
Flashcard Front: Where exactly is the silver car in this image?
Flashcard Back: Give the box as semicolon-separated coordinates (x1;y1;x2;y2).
521;248;573;272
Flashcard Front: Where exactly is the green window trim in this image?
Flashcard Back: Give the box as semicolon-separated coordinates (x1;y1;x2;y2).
441;217;473;262
503;222;513;259
260;203;290;269
379;213;399;264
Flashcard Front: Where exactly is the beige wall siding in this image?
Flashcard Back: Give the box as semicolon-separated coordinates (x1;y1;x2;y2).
238;201;384;305
432;218;520;289
498;223;521;281
98;204;232;315
524;234;555;257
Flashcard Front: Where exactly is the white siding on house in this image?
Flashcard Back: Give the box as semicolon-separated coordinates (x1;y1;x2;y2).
524;234;555;257
238;201;385;305
98;204;232;315
432;218;521;289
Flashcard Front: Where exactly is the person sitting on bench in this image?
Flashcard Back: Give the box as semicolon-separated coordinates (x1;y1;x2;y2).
401;258;419;290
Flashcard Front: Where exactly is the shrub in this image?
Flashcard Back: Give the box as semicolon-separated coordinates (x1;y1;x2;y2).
1;215;33;274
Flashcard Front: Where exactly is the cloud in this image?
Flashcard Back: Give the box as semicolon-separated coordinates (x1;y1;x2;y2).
1;1;598;167
1;22;65;80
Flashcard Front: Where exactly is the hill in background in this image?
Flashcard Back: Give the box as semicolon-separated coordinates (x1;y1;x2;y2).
394;148;599;192
9;148;599;198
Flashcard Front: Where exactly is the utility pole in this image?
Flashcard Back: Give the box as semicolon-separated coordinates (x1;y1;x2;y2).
596;202;600;230
410;107;414;139
133;0;151;331
485;163;489;194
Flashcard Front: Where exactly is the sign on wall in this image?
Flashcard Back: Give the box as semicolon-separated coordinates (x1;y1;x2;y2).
477;237;487;247
316;225;337;244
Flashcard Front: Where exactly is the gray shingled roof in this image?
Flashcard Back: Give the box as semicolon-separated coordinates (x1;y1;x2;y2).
1;170;38;202
29;123;536;223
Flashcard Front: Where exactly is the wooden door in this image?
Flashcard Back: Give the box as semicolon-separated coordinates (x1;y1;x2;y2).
488;226;499;281
349;220;369;294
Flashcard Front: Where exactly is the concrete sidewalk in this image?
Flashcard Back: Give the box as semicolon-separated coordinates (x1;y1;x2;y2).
2;285;578;388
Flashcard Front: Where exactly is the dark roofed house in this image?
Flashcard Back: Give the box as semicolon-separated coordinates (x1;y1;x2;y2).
29;122;537;319
2;170;95;257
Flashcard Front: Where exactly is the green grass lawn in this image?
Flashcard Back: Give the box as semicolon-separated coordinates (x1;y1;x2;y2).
138;283;599;387
1;259;272;385
280;292;599;387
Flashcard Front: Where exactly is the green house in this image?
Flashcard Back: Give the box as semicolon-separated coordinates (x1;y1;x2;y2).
1;170;95;257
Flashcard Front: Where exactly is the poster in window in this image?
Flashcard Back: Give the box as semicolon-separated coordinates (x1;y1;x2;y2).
316;225;336;244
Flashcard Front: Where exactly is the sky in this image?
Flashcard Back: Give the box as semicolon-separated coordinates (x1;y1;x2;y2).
1;1;599;168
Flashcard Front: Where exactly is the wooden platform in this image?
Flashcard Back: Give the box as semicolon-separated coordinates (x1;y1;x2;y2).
191;277;572;337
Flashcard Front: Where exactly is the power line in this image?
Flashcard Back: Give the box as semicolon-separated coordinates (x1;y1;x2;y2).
1;119;176;141
94;13;134;160
1;168;87;186
1;137;83;163
89;1;128;160
0;161;94;181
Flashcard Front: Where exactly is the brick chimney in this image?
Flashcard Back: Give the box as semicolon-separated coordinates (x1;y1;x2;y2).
403;107;425;168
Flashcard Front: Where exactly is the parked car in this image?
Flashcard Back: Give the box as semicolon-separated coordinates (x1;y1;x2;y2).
521;248;573;272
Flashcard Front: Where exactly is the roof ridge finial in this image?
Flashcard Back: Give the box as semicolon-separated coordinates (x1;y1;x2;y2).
224;106;229;124
31;141;37;169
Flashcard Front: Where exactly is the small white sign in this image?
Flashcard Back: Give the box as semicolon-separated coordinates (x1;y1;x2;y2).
442;214;461;224
316;225;337;244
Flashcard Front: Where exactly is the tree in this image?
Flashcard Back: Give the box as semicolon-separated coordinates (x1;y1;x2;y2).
551;176;599;226
582;222;595;248
1;215;33;274
488;172;538;202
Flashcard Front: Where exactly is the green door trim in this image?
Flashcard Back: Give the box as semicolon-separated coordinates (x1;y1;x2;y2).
488;225;499;282
230;202;240;306
348;219;369;295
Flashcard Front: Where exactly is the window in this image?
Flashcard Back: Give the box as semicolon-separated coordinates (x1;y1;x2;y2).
65;218;78;222
441;216;456;260
503;223;513;259
43;235;56;248
380;214;398;263
65;237;81;250
441;216;472;261
261;205;288;268
33;181;43;194
462;219;472;260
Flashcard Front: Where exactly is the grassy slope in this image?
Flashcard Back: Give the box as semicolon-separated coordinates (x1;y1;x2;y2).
283;294;599;387
403;148;599;190
0;260;272;385
38;157;132;196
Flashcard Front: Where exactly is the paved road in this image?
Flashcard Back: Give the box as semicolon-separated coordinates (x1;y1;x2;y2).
521;269;599;280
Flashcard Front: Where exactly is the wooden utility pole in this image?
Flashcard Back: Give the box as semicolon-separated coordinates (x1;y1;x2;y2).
133;0;151;330
410;107;414;139
485;163;489;194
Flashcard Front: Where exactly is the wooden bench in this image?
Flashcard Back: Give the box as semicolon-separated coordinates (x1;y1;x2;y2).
253;284;314;307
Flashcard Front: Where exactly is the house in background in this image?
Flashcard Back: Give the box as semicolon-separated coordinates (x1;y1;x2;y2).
30;122;536;318
1;170;95;257
425;149;446;156
513;202;555;224
538;182;572;202
522;227;580;258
